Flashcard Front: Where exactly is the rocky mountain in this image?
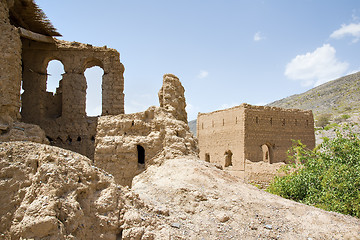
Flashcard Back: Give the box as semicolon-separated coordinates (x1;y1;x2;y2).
188;119;197;136
267;71;360;117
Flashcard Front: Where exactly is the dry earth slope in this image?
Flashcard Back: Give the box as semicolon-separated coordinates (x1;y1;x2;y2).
133;156;360;240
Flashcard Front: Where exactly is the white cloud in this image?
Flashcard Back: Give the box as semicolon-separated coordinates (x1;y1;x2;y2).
347;68;360;75
197;70;209;79
253;32;265;42
284;44;349;87
330;23;360;43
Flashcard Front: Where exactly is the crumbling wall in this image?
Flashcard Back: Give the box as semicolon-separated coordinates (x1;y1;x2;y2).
20;39;125;158
0;0;22;125
158;74;187;123
197;104;315;180
95;74;198;186
0;122;48;144
0;141;169;240
197;106;246;177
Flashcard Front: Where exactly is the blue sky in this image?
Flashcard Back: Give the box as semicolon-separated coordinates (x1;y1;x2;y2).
37;0;360;120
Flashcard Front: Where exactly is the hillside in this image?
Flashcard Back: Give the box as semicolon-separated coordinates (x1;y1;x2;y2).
267;71;360;117
188;119;197;136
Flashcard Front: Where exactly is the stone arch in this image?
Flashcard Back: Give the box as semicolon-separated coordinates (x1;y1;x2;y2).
224;150;233;167
83;58;104;116
262;144;273;164
21;57;65;120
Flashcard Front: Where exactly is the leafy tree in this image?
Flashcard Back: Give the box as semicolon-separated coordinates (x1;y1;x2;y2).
267;126;360;218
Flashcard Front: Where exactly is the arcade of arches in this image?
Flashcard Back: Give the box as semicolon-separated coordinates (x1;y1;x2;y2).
20;38;125;159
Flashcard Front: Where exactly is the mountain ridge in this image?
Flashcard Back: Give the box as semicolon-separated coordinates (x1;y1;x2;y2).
267;71;360;116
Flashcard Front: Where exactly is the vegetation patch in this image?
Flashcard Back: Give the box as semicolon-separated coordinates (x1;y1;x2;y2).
267;126;360;218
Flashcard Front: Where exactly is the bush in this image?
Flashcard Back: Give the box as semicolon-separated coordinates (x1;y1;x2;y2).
315;114;331;128
267;126;360;218
323;122;339;131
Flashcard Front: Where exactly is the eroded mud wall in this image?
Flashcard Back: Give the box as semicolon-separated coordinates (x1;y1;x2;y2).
0;0;22;125
21;39;125;158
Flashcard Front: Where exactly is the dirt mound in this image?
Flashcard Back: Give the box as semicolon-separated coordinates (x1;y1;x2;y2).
133;156;360;240
1;141;360;239
0;141;173;240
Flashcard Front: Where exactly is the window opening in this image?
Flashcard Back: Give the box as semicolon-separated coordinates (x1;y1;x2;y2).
262;144;273;164
224;150;233;167
256;116;259;124
85;66;104;116
270;118;273;125
137;145;145;164
46;60;64;94
205;153;210;162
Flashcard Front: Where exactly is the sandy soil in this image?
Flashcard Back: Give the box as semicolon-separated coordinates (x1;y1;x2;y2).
133;156;360;240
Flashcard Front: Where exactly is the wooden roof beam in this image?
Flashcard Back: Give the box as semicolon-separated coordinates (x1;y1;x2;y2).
18;27;55;43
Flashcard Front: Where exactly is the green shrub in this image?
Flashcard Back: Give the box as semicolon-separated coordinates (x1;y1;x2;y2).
341;114;351;120
323;122;339;131
315;114;331;128
267;126;360;218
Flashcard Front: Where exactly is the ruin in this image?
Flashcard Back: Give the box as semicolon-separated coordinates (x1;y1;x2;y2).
197;104;315;183
0;0;197;187
94;74;198;186
0;0;124;158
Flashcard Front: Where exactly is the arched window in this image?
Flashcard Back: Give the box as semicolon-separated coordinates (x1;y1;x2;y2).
45;60;64;118
137;145;145;164
46;60;64;94
85;66;104;116
262;144;273;164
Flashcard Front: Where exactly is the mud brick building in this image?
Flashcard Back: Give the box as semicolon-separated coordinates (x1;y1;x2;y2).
197;104;315;179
